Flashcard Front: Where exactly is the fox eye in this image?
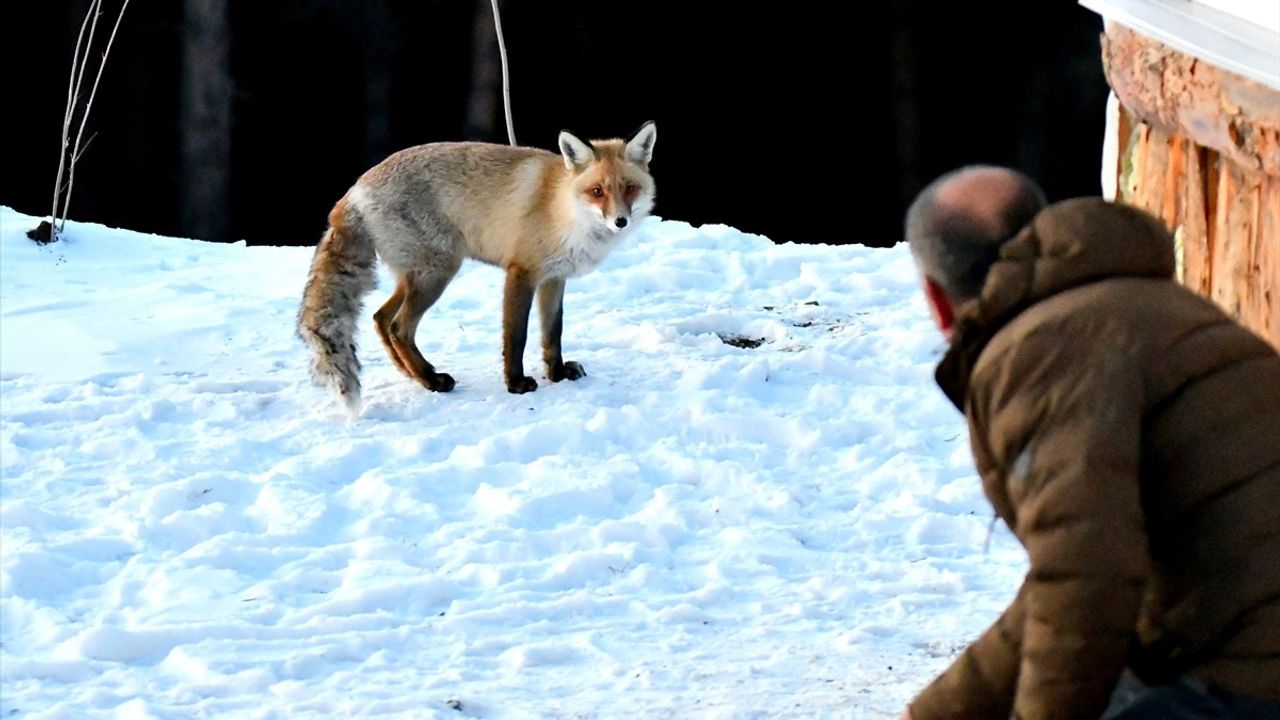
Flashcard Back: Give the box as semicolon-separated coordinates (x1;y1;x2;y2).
590;185;604;198
625;182;639;194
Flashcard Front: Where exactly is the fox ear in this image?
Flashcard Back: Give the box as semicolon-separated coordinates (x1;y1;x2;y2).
558;131;595;170
625;121;656;165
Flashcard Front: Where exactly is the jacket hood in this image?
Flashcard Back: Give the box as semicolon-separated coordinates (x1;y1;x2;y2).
935;198;1177;409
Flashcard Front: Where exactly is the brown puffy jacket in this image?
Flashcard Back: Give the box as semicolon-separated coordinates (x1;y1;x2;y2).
909;198;1280;720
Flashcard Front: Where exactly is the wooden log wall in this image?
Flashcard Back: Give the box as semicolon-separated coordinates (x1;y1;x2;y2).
1102;23;1280;350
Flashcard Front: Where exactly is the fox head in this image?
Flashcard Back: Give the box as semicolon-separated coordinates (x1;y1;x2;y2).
558;121;657;234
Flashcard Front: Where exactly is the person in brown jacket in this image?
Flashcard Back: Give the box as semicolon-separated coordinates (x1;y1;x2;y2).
900;166;1280;720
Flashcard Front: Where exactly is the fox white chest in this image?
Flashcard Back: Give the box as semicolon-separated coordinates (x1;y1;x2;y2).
541;226;630;280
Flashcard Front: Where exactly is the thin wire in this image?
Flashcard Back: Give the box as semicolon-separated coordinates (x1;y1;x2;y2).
490;0;516;146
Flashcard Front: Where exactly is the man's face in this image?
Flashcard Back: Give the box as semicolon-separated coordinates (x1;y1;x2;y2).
921;277;956;341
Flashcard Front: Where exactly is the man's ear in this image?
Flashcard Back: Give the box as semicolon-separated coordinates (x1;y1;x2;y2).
923;277;956;338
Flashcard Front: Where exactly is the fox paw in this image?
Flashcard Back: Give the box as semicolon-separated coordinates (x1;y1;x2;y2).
425;372;455;392
547;361;586;382
507;376;538;394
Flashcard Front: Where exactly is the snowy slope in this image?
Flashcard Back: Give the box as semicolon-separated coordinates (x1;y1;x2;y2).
0;207;1025;719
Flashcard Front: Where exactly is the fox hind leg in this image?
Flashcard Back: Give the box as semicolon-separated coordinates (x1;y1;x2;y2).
388;265;460;392
372;278;411;377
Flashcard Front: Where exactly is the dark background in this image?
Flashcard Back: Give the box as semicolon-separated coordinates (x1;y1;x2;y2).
1;1;1110;248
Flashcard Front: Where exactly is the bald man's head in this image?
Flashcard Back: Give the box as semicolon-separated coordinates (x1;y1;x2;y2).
905;166;1047;301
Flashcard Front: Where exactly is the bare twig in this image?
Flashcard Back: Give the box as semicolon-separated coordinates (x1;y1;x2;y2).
60;0;132;235
71;133;98;164
50;1;100;236
70;1;105;128
50;133;99;202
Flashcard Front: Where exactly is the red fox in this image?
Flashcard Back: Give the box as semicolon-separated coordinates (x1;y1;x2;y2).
297;122;657;413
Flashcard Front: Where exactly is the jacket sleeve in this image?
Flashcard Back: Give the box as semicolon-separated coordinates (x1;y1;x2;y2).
977;323;1150;720
909;584;1026;720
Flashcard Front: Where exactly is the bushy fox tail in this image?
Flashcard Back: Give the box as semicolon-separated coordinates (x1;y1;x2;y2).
296;199;377;415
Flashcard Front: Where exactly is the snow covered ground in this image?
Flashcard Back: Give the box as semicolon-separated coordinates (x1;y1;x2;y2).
0;206;1025;719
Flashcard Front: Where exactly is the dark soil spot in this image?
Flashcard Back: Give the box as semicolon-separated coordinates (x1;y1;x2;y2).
27;221;55;245
717;333;765;349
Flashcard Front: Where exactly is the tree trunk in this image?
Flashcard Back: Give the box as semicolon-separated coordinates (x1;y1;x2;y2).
464;0;500;142
362;1;394;165
181;0;231;242
888;1;922;204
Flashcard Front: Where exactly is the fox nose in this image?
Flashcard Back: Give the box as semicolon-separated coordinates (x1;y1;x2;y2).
614;217;629;229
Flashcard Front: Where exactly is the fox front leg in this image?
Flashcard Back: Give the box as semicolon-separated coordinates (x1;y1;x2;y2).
503;265;539;394
537;278;586;383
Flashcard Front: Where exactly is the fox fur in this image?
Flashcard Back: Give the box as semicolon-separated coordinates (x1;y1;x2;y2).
297;122;657;413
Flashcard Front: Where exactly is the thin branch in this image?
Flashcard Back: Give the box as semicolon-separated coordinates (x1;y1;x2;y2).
53;135;99;202
70;1;105;130
51;1;100;234
71;132;98;164
60;0;132;235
